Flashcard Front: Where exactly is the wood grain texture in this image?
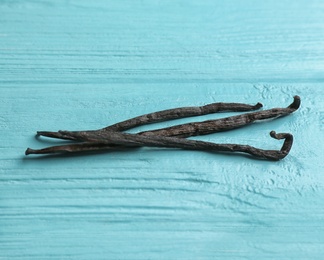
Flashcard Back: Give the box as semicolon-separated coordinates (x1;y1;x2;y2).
1;0;324;259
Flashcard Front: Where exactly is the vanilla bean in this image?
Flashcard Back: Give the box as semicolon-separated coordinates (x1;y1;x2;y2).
24;143;120;155
26;130;293;160
139;96;300;138
37;101;263;141
106;102;263;131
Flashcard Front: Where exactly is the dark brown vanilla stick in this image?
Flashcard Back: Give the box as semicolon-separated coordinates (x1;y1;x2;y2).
37;101;263;141
106;102;263;131
24;143;125;155
139;95;301;138
26;130;293;161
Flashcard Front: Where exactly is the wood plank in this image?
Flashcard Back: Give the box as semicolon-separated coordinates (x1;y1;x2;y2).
1;0;324;259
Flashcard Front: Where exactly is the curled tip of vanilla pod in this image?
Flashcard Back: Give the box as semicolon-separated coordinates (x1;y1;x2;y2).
288;95;301;110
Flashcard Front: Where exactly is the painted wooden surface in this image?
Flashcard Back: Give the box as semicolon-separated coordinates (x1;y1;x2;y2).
1;0;324;259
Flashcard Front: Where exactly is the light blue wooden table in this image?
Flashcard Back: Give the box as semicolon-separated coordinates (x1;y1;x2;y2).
1;0;324;259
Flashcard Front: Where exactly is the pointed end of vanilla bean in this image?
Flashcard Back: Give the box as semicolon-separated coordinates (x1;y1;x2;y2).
25;148;34;155
37;131;61;138
37;130;80;141
254;102;263;109
37;131;54;136
288;95;301;110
